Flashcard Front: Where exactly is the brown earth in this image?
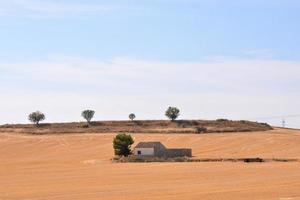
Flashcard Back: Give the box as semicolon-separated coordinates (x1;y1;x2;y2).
0;119;272;134
1;128;300;200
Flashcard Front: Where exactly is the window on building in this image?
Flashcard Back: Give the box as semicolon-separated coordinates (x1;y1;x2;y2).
137;151;141;155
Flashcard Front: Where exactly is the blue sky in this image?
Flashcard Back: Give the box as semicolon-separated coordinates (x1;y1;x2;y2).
0;0;300;127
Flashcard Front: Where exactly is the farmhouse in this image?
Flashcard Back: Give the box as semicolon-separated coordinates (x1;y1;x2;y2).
133;142;192;157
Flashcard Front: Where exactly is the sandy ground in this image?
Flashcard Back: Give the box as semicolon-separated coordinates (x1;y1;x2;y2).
1;128;300;200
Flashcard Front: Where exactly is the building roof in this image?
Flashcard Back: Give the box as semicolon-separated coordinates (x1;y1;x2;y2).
134;142;166;149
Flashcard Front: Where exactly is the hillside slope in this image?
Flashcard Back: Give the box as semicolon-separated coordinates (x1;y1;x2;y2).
0;119;272;134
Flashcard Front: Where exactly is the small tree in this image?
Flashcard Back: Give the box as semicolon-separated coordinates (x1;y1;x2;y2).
165;106;180;121
81;110;95;124
28;111;45;125
129;113;136;121
113;133;134;157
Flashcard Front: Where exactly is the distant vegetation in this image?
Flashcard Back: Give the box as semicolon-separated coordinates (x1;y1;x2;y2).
26;106;182;124
113;133;134;157
81;110;95;124
165;107;180;121
129;113;136;121
28;111;45;125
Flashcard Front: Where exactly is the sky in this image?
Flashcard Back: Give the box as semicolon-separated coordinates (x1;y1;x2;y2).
0;0;300;128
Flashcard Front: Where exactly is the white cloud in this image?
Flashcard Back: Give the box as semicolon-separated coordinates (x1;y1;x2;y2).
1;56;300;127
2;56;299;93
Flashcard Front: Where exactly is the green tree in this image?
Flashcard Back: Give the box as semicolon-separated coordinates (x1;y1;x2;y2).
129;113;136;121
81;110;95;124
165;106;180;121
28;111;45;125
113;133;134;157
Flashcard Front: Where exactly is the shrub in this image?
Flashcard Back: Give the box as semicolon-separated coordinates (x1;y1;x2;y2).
80;124;89;128
129;113;136;121
243;158;264;163
165;107;180;121
28;111;45;125
195;127;207;133
260;122;272;127
113;133;134;157
81;110;95;124
216;118;229;122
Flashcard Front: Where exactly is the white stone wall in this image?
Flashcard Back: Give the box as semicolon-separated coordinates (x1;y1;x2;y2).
134;148;154;156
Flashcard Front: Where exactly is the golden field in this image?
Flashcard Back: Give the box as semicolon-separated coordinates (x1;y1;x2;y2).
1;128;300;200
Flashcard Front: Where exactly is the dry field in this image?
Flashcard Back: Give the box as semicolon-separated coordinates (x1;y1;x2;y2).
1;128;300;200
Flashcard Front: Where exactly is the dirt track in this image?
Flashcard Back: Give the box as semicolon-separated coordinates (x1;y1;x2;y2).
1;128;300;200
